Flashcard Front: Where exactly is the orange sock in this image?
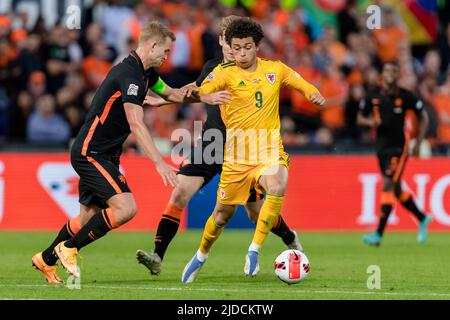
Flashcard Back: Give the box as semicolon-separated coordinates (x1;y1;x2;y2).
67;216;81;236
162;203;183;223
154;203;184;259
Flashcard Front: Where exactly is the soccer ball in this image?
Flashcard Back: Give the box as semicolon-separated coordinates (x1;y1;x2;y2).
274;249;310;284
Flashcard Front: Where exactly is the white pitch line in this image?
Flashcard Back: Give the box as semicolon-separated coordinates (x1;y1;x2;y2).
1;298;43;300
1;284;450;298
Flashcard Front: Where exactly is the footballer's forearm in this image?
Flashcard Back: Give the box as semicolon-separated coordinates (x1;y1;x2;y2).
170;92;224;104
151;79;197;104
162;88;201;104
144;92;172;107
130;121;164;165
124;103;164;165
295;77;320;101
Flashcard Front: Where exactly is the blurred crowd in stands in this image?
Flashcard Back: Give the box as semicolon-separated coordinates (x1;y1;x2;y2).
1;0;450;155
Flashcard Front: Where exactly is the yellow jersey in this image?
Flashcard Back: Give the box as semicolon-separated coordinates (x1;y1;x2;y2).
199;57;320;165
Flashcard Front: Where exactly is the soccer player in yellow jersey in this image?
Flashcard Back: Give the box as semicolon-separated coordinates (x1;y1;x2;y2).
181;18;325;282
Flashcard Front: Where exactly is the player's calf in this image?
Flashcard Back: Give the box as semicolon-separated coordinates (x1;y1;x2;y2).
109;195;138;226
60;206;128;276
259;164;288;196
170;184;192;208
397;191;426;222
152;203;183;264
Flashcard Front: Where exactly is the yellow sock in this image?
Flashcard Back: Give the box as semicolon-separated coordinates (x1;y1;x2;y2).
252;194;285;247
199;214;224;254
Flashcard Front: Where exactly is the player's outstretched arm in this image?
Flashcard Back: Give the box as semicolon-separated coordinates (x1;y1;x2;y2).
124;102;178;187
160;82;231;105
144;82;199;108
189;65;233;105
165;86;232;105
179;82;198;97
143;91;171;108
166;82;230;104
309;92;326;106
294;78;325;106
198;91;232;105
153;82;232;105
281;63;325;106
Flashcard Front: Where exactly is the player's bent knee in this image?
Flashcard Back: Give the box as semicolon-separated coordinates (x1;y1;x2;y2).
214;215;228;226
170;186;190;208
214;210;232;226
129;202;138;218
109;200;137;226
115;206;137;226
265;184;286;196
126;201;138;220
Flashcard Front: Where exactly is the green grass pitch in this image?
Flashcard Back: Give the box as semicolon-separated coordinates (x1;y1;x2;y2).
0;231;449;300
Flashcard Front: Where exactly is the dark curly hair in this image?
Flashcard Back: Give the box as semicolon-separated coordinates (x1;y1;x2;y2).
225;17;264;46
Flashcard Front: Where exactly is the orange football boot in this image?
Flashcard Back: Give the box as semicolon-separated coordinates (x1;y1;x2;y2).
32;252;63;284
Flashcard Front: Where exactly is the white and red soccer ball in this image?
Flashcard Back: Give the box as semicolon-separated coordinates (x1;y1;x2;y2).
274;249;310;284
